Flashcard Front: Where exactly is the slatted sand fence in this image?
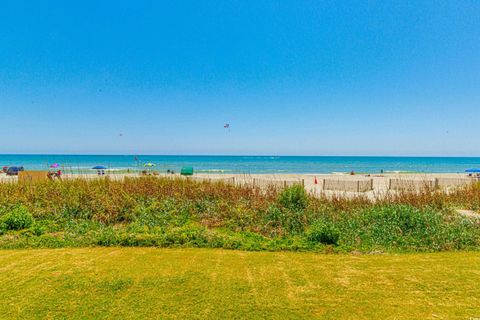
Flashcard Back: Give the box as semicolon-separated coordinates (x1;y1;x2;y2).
0;176;17;184
189;176;236;185
435;177;478;189
241;177;304;190
322;178;374;192
388;178;437;191
190;176;305;190
184;173;306;190
18;171;49;183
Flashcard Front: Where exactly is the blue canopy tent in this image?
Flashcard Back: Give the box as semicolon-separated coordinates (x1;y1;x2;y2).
466;168;480;178
92;165;107;175
465;168;480;173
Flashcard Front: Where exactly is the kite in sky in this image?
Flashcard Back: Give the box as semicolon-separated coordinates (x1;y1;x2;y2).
224;123;230;129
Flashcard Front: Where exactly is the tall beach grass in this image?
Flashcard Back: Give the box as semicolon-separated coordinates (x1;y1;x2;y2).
0;177;479;252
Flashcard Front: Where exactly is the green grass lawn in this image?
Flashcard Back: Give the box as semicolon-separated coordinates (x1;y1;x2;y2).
1;248;479;319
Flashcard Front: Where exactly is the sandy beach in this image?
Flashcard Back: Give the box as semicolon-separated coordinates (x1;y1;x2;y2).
188;172;477;197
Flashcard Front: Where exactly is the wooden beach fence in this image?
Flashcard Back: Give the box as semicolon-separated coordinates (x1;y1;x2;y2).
190;176;236;185
435;177;477;189
388;177;479;192
0;176;17;184
18;171;49;183
322;178;374;192
188;176;305;189
251;178;304;189
388;178;437;191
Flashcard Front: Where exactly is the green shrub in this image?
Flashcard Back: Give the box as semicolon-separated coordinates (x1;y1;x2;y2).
339;205;480;251
262;205;308;236
278;185;308;211
306;219;340;245
134;199;191;229
0;206;34;233
30;223;46;236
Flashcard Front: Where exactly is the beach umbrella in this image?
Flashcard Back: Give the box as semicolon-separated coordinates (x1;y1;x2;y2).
144;163;156;167
50;163;60;168
465;168;480;173
92;165;107;175
144;163;156;174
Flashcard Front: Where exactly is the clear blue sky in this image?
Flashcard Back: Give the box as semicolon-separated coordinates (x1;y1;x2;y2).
1;1;479;156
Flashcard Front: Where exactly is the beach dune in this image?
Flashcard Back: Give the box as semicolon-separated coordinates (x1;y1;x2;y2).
1;172;477;198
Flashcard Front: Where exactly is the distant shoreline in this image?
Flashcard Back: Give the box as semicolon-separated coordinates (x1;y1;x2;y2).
1;154;479;174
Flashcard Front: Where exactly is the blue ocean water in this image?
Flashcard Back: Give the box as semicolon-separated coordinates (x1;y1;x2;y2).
0;155;479;174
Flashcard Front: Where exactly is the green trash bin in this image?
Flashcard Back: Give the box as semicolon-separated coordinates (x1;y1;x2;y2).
181;167;193;176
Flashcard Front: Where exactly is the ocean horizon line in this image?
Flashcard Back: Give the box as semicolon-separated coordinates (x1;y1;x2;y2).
1;153;480;158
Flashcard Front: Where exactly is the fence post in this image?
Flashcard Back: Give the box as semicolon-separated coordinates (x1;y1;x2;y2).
301;179;304;187
356;180;360;192
284;181;287;188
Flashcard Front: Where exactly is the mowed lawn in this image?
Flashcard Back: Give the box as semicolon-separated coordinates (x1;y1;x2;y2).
1;249;480;319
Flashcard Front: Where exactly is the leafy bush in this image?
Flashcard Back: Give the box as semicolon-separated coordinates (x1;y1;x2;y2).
29;223;46;236
278;185;308;211
261;205;309;236
134;199;191;229
306;219;340;245
339;205;480;251
0;206;34;233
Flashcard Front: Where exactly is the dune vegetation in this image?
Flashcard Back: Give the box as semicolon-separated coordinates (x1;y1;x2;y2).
0;177;479;252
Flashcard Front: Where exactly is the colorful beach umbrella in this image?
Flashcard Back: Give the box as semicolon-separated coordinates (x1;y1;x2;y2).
50;163;60;168
144;163;156;167
92;165;107;170
465;168;480;173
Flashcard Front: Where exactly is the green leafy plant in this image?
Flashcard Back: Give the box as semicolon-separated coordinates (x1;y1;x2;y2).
0;205;34;233
278;185;308;211
306;219;340;245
